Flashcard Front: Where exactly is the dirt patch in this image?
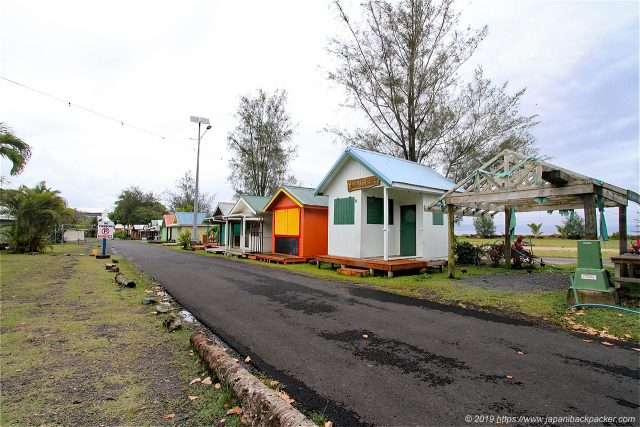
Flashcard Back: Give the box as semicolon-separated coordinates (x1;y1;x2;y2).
462;271;571;292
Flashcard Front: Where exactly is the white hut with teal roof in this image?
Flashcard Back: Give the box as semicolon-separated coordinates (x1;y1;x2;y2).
315;147;455;264
223;195;272;255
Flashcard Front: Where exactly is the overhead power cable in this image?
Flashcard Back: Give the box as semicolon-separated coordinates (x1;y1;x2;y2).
1;76;198;150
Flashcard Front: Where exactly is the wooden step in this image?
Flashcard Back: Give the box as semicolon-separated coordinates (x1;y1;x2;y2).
337;267;370;277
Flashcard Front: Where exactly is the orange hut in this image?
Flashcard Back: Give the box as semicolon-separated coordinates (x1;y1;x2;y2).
263;186;328;258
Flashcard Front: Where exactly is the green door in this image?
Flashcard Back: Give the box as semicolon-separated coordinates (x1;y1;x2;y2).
400;205;416;256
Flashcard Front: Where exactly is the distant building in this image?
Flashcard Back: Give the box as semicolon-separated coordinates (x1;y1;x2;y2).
63;229;85;242
163;212;209;242
0;213;15;244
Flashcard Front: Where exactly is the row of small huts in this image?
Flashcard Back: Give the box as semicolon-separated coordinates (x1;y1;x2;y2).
157;147;456;270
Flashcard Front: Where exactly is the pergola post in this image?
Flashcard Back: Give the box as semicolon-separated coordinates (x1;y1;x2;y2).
504;206;512;269
447;204;455;279
583;194;597;240
619;205;627;254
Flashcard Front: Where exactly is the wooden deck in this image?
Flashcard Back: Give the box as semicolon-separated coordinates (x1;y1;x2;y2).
254;253;307;264
315;255;446;277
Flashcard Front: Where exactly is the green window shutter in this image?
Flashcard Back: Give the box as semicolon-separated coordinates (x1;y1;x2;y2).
433;212;444;226
367;197;394;225
334;197;355;225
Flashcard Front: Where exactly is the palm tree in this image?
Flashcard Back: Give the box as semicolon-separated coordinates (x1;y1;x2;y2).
0;181;70;252
0;123;31;175
527;223;543;238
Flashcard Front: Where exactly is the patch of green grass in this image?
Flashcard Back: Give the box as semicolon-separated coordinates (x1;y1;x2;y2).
0;241;242;426
308;408;329;426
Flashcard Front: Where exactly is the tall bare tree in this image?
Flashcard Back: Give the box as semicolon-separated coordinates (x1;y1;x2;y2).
164;170;215;213
227;89;297;197
328;0;538;180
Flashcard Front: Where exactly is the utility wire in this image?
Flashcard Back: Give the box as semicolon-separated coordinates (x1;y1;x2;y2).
1;76;202;151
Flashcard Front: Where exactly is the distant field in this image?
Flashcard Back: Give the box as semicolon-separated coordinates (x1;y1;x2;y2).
458;237;621;260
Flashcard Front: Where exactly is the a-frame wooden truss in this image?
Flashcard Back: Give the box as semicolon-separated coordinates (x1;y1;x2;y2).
427;150;639;277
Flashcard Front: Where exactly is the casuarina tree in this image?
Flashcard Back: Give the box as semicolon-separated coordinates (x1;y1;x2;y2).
227;89;297;197
328;0;538;182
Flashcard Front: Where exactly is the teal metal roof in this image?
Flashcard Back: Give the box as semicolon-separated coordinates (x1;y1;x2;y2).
241;195;271;213
315;147;455;195
283;186;328;207
174;212;208;225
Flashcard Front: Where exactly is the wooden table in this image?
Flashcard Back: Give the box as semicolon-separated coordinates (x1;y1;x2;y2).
610;253;640;296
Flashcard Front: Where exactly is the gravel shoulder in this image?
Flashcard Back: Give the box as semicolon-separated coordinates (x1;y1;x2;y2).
462;271;572;292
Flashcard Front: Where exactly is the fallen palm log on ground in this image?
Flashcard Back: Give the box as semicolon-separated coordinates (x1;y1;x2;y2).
114;272;135;288
105;263;119;272
190;331;315;427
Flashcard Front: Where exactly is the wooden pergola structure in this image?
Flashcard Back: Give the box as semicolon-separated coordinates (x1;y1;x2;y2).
427;150;639;278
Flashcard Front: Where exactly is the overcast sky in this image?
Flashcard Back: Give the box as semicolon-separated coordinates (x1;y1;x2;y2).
1;0;638;234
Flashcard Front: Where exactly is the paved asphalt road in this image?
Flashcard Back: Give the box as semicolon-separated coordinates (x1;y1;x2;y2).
112;241;639;426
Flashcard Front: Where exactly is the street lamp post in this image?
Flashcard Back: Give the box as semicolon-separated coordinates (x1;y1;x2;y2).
190;115;211;243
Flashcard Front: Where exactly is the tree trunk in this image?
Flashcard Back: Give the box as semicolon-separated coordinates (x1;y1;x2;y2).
105;263;119;272
190;332;316;427
114;272;135;288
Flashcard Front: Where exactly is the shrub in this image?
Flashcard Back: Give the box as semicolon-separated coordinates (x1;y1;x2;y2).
556;212;585;239
178;231;192;249
473;216;496;238
113;229;128;239
454;241;485;265
487;243;504;267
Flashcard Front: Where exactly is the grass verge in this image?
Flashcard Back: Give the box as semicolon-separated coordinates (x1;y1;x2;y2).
0;241;244;426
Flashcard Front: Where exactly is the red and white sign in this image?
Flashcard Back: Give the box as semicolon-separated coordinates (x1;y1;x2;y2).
97;220;115;239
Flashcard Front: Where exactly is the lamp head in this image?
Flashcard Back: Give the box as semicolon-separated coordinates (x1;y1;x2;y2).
206;125;212;130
